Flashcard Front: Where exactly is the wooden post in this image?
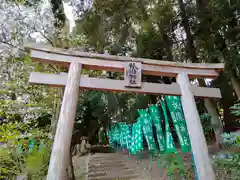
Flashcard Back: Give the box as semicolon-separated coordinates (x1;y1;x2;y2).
177;72;215;180
47;62;82;180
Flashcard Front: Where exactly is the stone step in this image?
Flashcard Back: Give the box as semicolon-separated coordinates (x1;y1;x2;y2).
89;163;127;169
92;157;125;161
91;154;119;158
88;171;107;178
89;162;124;166
88;167;106;172
88;173;141;180
89;159;126;164
89;169;137;177
93;156;123;158
91;160;123;164
88;168;137;177
88;165;131;172
101;168;135;173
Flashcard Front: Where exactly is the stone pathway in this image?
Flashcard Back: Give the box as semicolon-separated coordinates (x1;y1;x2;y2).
74;152;168;180
87;153;142;180
73;145;219;179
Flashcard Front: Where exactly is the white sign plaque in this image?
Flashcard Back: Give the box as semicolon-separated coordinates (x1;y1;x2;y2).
124;62;142;87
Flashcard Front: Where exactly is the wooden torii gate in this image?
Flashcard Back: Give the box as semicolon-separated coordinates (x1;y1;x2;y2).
25;44;224;180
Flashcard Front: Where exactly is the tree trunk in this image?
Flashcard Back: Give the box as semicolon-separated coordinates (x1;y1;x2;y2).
204;98;222;146
177;0;198;63
49;0;68;138
217;74;240;132
177;0;221;148
223;95;239;132
231;73;240;99
50;0;66;29
198;79;222;148
51;88;64;136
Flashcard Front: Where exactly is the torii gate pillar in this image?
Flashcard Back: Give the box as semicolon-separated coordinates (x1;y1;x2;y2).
47;62;82;180
177;72;215;180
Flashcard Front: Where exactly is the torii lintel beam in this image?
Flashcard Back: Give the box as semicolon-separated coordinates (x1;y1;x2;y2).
29;72;222;98
25;44;224;79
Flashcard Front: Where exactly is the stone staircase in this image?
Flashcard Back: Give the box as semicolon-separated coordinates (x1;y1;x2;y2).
74;152;168;180
74;146;218;180
87;153;143;180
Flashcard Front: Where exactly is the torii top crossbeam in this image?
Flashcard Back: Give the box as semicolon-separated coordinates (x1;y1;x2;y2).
25;43;224;79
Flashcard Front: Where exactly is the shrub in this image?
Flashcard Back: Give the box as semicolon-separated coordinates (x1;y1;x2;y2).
0;121;52;179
